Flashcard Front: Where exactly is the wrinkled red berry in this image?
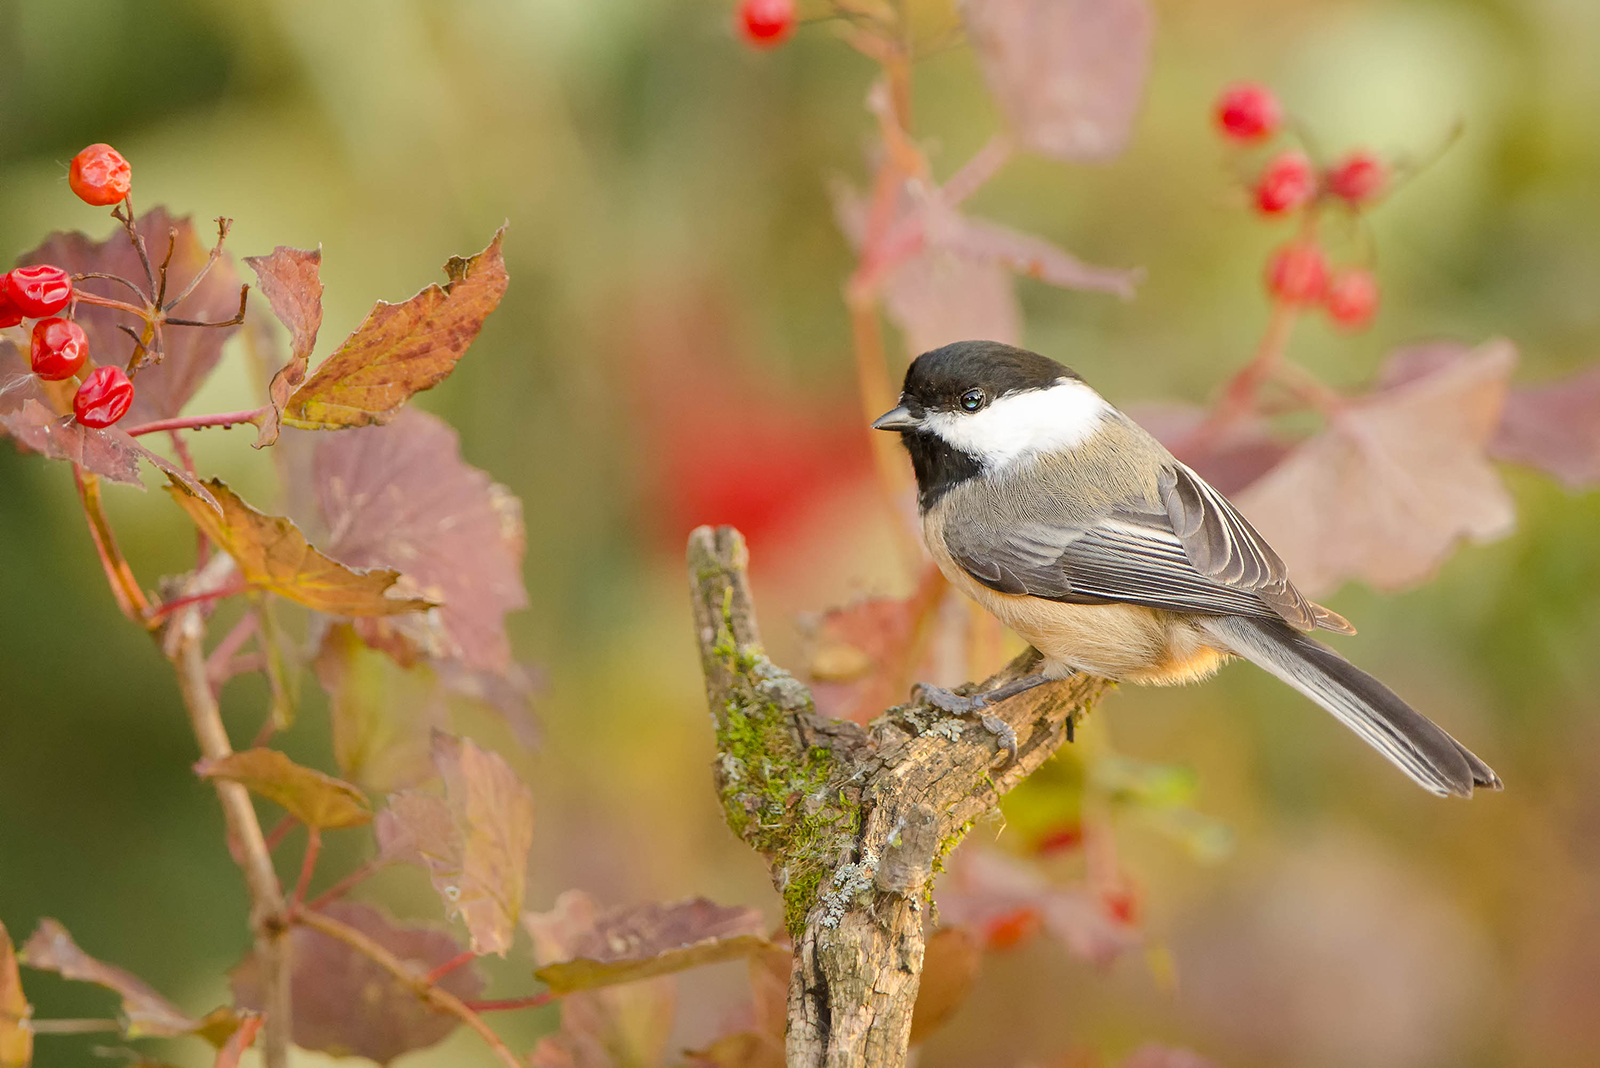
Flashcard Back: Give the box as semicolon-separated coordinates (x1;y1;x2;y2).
3;265;74;318
738;0;794;48
1265;242;1329;305
1255;151;1317;215
30;318;89;381
68;143;132;207
1324;269;1380;330
1327;150;1387;205
73;365;135;428
1215;83;1282;142
0;288;22;329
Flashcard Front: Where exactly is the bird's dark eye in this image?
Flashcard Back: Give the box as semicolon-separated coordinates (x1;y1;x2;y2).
960;389;985;412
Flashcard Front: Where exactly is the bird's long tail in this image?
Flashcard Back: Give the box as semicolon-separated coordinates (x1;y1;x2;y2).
1202;616;1501;798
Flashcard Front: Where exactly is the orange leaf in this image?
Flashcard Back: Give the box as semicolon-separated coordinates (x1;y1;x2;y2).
245;246;323;447
195;748;372;829
0;920;30;1068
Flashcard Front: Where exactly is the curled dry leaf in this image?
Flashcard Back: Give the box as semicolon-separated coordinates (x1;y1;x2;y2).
0;920;30;1068
231;901;482;1065
907;926;982;1045
524;890;677;1068
313;407;529;674
528;896;771;994
1236;339;1518;597
194;748;372;829
280;228;508;430
19;919;197;1038
165;476;436;616
244;246;323;447
961;0;1155;162
18;209;243;423
377;732;534;956
1491;365;1600;489
937;849;1139;966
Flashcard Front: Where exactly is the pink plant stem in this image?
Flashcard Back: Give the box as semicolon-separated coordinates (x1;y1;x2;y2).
263;815;296;853
1185;300;1300;452
147;578;248;622
72;290;149;316
126;406;266;437
292;828;321;909
207;613;260;687
307;857;387;911
939;132;1014;210
461;993;557;1013
424;950;478;985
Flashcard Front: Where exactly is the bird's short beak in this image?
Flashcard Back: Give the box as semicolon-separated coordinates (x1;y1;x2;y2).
871;405;920;431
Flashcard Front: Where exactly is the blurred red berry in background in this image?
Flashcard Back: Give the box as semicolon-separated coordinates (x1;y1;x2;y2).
1214;83;1281;142
1265;242;1329;305
738;0;795;49
1324;269;1380;331
1255;151;1317;215
983;906;1043;952
1327;150;1387;205
68;144;132;207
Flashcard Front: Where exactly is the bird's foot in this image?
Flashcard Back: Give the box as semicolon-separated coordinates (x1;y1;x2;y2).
912;683;1018;765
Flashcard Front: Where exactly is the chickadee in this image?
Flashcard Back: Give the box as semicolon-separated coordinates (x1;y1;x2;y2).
872;339;1500;798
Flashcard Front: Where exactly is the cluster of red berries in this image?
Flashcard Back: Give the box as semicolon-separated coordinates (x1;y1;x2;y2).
737;0;794;49
1214;84;1384;331
2;143;137;428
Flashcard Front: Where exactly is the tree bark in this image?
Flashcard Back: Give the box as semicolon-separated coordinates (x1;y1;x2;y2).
687;526;1108;1068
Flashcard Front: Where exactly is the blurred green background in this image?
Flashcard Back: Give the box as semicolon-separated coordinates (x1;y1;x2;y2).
3;0;1600;1065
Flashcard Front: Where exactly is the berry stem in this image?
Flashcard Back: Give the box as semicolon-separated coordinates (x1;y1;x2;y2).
424;950;478;986
1186;300;1300;452
111;198;158;294
163;218;234;312
292;827;321;909
72;272;148;300
72;466;152;624
165;283;249;329
147;578;248;623
71;290;149;317
460;993;557;1013
125;406;267;437
307;856;388;911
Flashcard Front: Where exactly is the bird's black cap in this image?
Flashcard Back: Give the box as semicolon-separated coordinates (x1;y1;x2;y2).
899;340;1080;413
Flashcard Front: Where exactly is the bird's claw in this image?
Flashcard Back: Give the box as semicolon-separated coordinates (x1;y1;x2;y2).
912;684;1019;766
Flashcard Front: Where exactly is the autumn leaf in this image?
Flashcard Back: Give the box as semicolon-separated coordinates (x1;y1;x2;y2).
524;890;676;1068
165;476;436;616
1127;402;1294;496
314;624;449;793
210;1012;262;1068
279;228;507;430
1491;365;1600;489
194;748;372;829
961;0;1155;162
231;901;481;1065
925;208;1141;299
803;565;947;724
19;919;198;1037
17;209;242;423
908;926;981;1044
377;731;534;956
245;246;323;447
527;896;772;994
0;920;30;1068
311;407;529;674
1235;339;1517;597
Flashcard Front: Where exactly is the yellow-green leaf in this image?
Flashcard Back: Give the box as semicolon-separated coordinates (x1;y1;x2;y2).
195;748;372;829
165;477;436;617
282;229;508;430
0;920;31;1068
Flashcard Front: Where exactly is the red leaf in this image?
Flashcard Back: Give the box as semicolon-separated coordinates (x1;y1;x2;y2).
803;565;947;724
962;0;1155;162
1492;365;1600;489
244;246;323;448
230;901;482;1065
1127;402;1293;497
17;209;242;423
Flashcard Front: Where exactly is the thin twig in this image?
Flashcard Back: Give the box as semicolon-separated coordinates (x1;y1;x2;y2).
166;283;248;328
424;950;477;986
206;613;260;688
307;857;388;911
293;908;521;1068
155;229;178;308
164;218;233;312
71;290;150;317
126;406;267;438
146;578;248;623
263;815;295;852
461;994;556;1013
112;198;156;293
292;828;321;909
72;272;147;299
25;1018;123;1035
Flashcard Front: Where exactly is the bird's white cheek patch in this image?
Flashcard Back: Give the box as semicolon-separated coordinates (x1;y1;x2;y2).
923;381;1110;469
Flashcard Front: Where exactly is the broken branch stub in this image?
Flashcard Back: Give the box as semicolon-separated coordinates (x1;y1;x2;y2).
685;525;1107;1068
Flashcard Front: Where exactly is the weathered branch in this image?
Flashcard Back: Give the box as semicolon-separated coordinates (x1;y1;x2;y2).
687;526;1108;1068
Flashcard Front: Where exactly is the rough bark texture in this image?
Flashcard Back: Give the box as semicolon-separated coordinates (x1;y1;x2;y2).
687;526;1108;1068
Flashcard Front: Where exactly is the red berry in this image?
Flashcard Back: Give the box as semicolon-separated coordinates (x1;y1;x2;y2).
3;265;74;317
1215;83;1281;142
68;143;132;207
0;288;22;329
1324;269;1380;330
30;318;89;381
1254;151;1317;215
982;906;1042;952
73;365;135;428
1265;242;1329;305
738;0;794;48
1327;150;1386;205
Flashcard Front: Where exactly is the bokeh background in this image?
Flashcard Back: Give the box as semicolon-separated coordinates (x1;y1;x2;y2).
4;0;1600;1065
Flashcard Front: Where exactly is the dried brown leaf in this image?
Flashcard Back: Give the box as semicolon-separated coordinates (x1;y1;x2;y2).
1236;340;1517;597
245;246;323;447
282;228;507;430
378;732;534;956
19;919;197;1038
1492;365;1600;489
937;849;1138;966
194;748;372;829
165;476;435;616
312;407;529;675
18;209;242;423
962;0;1155;162
528;897;771;994
314;624;449;793
908;926;981;1044
231;901;481;1065
0;920;30;1068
